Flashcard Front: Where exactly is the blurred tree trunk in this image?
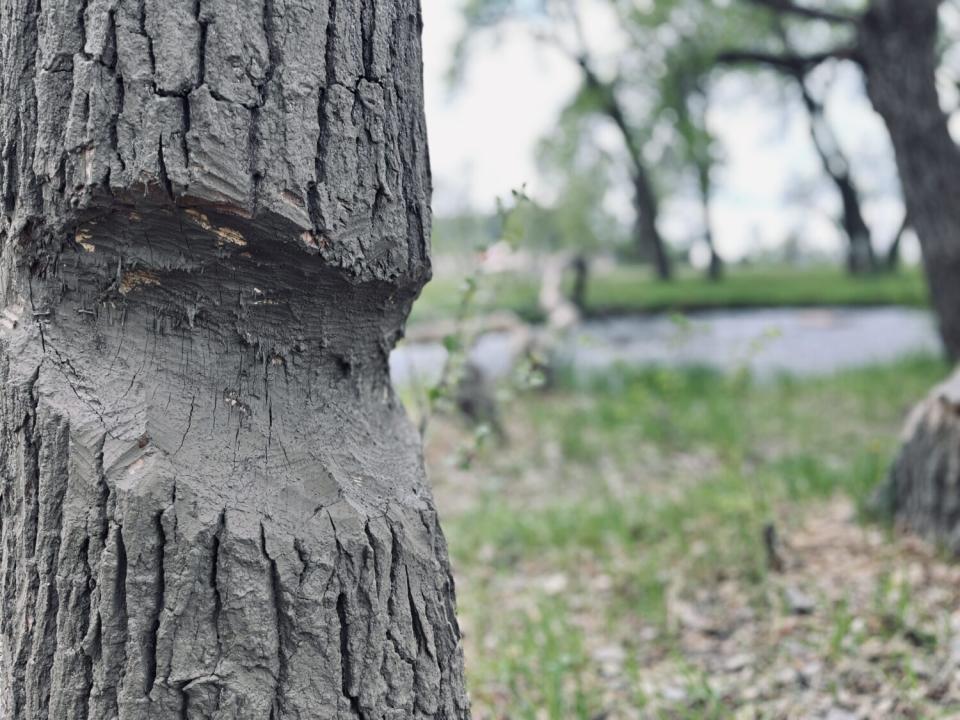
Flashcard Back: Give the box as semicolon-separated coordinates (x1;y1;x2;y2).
577;58;673;280
860;0;960;355
861;0;960;553
0;0;469;717
718;36;877;275
632;169;673;281
885;212;910;271
569;254;591;312
794;75;877;275
697;162;724;282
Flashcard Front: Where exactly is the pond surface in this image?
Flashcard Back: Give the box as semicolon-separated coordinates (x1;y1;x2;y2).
389;307;942;387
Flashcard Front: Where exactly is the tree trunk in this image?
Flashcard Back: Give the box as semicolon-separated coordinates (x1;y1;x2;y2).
885;212;910;271
861;0;960;555
797;76;876;275
860;0;960;356
697;162;723;282
632;170;673;281
788;53;877;275
0;1;470;718
575;59;673;281
568;254;590;312
838;181;877;276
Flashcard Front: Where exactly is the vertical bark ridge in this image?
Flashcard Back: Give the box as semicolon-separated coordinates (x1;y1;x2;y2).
6;371;42;719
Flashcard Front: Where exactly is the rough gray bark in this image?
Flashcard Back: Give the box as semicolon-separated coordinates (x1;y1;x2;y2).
0;0;470;717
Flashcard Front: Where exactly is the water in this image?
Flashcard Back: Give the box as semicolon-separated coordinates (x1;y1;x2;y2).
389;307;942;387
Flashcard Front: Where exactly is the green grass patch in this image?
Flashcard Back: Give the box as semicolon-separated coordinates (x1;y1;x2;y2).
441;355;949;715
410;265;929;325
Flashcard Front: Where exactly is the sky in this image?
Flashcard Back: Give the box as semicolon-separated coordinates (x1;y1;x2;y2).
420;1;917;263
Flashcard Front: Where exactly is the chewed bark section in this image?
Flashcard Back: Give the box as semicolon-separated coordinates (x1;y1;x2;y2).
884;369;960;554
2;0;430;286
0;186;468;716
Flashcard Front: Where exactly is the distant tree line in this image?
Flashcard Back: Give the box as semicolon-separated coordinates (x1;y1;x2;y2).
459;0;960;571
454;0;957;284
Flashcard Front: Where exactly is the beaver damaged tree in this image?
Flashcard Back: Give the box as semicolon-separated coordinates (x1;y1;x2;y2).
885;371;960;554
859;0;960;552
0;0;469;717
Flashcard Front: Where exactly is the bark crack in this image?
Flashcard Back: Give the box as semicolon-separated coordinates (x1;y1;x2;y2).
113;524;129;713
144;510;167;696
210;510;224;671
174;393;196;455
157;136;174;199
139;0;157;77
336;591;363;716
260;522;288;718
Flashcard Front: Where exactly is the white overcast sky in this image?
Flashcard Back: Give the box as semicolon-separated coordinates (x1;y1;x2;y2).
420;1;912;261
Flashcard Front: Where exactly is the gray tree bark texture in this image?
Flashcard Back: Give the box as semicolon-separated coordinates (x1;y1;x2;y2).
0;0;470;717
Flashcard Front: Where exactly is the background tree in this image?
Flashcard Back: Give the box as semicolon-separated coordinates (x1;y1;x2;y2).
721;0;959;349
661;60;725;281
534;95;630;308
455;0;678;279
0;0;469;716
652;25;740;282
792;67;878;273
641;0;787;280
723;0;960;553
717;14;889;275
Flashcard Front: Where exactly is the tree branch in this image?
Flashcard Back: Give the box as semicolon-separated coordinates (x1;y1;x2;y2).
716;46;859;73
743;0;858;24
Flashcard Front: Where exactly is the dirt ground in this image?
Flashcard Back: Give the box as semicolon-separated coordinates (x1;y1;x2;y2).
450;497;960;718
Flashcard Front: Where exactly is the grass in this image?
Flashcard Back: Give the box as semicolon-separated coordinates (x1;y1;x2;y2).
410;265;929;325
424;355;955;717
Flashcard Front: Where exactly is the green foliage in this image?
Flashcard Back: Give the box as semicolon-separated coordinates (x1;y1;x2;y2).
476;595;604;719
449;354;947;563
533;83;629;253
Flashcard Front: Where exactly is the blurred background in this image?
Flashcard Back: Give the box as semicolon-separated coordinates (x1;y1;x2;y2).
398;1;960;717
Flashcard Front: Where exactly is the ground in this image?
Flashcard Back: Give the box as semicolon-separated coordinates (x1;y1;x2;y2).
420;357;960;718
410;266;929;325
